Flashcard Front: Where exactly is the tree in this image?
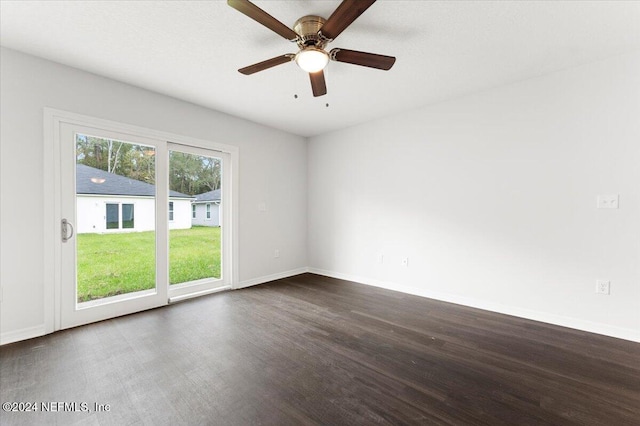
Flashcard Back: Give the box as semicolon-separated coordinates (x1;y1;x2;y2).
168;152;221;196
76;134;155;184
76;134;221;194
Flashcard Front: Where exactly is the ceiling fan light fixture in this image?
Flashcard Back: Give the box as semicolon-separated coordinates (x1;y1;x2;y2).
295;47;329;73
228;0;396;96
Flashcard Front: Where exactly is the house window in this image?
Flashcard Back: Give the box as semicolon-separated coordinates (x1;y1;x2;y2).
206;203;211;219
192;204;196;219
106;203;134;230
122;204;134;229
106;203;119;229
169;202;174;221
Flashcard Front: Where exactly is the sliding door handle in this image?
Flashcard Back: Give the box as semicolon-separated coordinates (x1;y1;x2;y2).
61;218;74;242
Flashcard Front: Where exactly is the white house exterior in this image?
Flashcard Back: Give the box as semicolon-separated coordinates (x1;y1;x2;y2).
76;164;193;233
192;189;221;227
168;198;193;230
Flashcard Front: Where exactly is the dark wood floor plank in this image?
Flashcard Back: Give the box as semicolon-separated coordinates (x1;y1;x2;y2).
1;273;639;425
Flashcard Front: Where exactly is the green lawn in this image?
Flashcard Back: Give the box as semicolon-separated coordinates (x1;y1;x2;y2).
76;226;221;302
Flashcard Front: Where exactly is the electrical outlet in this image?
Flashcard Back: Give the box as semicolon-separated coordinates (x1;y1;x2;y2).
377;254;384;264
596;280;610;295
274;249;280;258
597;195;619;209
401;258;409;267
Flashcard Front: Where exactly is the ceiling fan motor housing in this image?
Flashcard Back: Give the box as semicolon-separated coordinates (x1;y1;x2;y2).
294;15;329;48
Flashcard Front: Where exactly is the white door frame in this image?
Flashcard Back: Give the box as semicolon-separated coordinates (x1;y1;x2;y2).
43;108;239;333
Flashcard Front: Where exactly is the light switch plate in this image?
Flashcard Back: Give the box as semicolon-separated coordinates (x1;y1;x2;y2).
597;195;619;209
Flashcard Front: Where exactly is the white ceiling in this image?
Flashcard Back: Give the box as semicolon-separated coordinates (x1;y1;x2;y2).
2;1;640;137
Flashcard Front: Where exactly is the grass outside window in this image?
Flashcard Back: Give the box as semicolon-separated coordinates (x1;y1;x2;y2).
76;226;221;302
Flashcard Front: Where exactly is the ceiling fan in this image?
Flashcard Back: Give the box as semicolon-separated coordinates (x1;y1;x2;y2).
227;0;396;97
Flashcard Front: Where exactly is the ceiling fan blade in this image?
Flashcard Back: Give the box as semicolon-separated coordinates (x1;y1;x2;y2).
228;0;299;41
320;0;376;41
238;54;294;75
309;71;327;97
330;48;396;70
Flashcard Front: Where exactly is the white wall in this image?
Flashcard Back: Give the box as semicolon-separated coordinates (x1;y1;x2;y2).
308;52;640;341
169;198;192;230
192;203;220;227
77;196;157;233
0;47;307;340
77;196;190;233
3;46;638;343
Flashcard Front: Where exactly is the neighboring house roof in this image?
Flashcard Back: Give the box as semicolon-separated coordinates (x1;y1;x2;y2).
76;164;192;198
193;189;221;203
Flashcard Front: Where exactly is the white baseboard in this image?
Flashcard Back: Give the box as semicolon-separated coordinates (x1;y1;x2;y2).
236;267;309;290
1;324;46;346
5;268;636;345
307;267;640;343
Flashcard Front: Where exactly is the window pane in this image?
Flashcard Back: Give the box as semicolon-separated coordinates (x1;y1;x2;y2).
169;202;174;221
122;204;134;229
106;203;119;229
169;150;221;285
76;134;156;303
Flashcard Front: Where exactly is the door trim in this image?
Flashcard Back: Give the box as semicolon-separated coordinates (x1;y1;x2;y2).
44;108;239;333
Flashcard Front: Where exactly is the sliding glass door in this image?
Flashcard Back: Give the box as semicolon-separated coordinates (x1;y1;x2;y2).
58;121;232;329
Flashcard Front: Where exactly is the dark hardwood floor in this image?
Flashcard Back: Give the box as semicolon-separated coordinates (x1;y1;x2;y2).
1;273;639;425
